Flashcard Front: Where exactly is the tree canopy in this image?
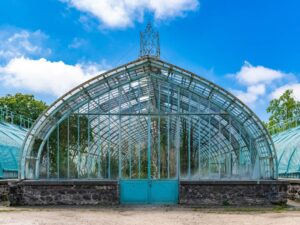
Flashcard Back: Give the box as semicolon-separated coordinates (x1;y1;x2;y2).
0;93;47;121
267;89;300;132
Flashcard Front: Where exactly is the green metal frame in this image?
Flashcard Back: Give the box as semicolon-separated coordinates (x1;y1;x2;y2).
0;107;33;129
272;123;300;178
0;121;28;178
20;57;277;180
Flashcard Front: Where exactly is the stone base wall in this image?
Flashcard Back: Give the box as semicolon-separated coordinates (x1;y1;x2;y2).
0;180;9;202
1;179;293;206
8;180;119;206
179;180;288;206
286;180;300;202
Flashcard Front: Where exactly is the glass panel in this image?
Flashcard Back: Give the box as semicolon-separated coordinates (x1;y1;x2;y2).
69;115;80;178
38;143;47;179
110;115;119;179
157;116;169;179
58;119;68;179
121;115;148;179
48;128;57;179
169;116;178;179
100;115;109;179
149;115;178;180
180;116;188;178
190;115;199;178
78;115;89;179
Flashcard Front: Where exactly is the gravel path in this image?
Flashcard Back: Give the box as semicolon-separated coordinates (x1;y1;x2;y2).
1;206;300;225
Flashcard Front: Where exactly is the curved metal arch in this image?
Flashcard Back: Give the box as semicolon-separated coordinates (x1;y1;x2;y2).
0;122;27;147
273;125;300;177
143;62;274;159
84;90;247;151
0;121;28;178
20;57;277;179
40;74;254;155
286;147;297;174
92;94;262;163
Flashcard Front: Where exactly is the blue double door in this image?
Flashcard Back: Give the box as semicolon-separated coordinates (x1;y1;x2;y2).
119;115;180;204
120;179;179;204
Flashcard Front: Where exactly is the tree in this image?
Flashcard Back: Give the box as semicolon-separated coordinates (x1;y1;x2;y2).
0;93;47;121
267;89;300;131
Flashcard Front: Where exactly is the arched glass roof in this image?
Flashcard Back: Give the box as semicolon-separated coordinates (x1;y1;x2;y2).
20;57;277;180
272;125;300;178
0;121;27;178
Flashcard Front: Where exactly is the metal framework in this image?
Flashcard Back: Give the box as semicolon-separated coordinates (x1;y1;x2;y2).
140;22;160;59
0;121;28;178
20;57;277;180
0;107;33;129
0;108;31;178
271;116;300;178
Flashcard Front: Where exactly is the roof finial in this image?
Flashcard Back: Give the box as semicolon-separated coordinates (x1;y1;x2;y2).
139;21;160;59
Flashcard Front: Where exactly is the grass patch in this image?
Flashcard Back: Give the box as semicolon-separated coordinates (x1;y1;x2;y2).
272;205;287;212
189;206;292;214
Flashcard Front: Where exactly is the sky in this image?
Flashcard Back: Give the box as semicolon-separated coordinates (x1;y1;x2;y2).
0;0;300;121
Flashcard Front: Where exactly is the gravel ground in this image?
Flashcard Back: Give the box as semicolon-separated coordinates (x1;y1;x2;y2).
1;206;300;225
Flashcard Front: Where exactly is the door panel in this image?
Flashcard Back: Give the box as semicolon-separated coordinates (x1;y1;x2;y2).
120;180;148;204
150;180;178;204
120;179;178;204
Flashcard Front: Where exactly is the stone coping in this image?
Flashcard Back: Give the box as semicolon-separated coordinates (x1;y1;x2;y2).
180;180;289;185
0;180;117;186
279;179;300;184
1;179;293;185
0;179;18;184
19;180;118;186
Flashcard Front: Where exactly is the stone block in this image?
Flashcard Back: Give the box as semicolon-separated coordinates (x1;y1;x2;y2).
179;180;288;206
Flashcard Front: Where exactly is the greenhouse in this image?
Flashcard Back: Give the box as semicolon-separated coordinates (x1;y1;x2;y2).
0;108;31;179
22;26;276;178
21;53;277;182
1;24;284;206
271;119;300;179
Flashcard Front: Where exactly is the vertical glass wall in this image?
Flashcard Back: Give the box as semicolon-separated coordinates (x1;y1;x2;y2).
38;112;261;180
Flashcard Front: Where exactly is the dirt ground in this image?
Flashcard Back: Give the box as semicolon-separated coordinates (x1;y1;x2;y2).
1;205;300;225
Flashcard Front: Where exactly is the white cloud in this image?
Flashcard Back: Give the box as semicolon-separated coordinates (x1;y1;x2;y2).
0;29;106;98
248;84;266;95
270;83;300;101
227;61;297;111
235;61;286;85
0;57;105;97
232;84;266;105
0;29;50;61
62;0;199;28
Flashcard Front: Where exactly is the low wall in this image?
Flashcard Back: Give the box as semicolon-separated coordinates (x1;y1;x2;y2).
1;179;292;206
8;180;119;206
0;180;9;202
179;180;288;206
286;179;300;202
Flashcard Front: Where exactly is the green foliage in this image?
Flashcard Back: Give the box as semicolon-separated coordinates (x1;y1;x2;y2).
45;115;92;178
0;93;47;121
267;89;300;133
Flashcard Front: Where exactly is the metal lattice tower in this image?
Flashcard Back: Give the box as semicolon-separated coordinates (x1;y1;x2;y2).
139;22;160;58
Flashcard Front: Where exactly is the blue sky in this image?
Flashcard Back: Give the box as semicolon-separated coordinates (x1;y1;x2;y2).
0;0;300;121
